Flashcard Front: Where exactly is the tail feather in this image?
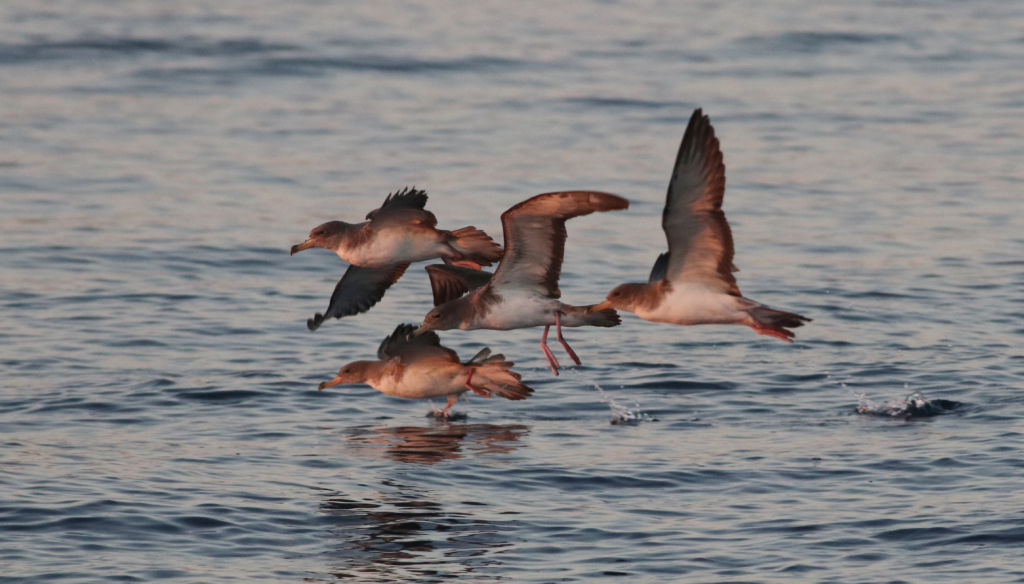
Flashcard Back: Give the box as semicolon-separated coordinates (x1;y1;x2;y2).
467;347;493;365
560;305;621;328
747;305;811;343
448;226;503;267
471;356;533;401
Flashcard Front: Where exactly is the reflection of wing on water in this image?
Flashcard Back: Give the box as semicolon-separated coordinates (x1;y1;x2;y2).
317;425;528;583
352;424;467;464
344;422;530;465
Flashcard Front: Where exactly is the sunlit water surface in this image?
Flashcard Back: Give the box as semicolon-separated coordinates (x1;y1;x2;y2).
2;1;1022;582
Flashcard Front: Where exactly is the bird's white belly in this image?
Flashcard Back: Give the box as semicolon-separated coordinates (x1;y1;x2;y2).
474;293;558;330
635;284;748;325
340;229;443;267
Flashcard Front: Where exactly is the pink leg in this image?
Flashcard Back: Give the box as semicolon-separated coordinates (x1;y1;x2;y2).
448;259;483;270
440;394;458;418
555;311;582;366
465;368;491;397
540;324;561;376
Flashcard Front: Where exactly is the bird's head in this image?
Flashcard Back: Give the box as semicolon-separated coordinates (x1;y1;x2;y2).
291;221;347;255
594;283;650;313
318;361;374;390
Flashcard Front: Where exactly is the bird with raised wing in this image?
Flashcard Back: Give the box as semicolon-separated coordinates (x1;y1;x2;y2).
416;191;627;375
594;109;810;341
291;187;502;330
317;323;533;417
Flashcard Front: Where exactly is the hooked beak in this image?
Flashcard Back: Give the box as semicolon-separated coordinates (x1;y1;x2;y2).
413;323;431;335
592;299;614;312
290;240;315;255
318;376;343;391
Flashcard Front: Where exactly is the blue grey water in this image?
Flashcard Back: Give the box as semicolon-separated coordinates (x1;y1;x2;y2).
1;1;1022;582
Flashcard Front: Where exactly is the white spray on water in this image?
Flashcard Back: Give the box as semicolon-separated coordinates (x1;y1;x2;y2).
567;368;655;424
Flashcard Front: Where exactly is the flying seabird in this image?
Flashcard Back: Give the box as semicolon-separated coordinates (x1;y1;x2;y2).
416;190;627;375
594;109;810;340
317;323;533;418
291;188;502;330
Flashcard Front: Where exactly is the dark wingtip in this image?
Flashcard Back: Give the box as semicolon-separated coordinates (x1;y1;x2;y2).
307;313;325;331
588;191;629;211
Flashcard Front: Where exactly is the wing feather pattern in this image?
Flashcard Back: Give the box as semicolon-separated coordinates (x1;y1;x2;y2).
365;187;437;227
377;323;459;362
660;109;739;295
489;191;628;297
307;264;409;330
425;264;494;306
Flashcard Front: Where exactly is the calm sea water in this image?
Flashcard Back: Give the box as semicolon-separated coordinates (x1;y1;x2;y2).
2;1;1023;582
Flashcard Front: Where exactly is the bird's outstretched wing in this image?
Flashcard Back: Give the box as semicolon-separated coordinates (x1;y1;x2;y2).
365;187;437;227
659;109;739;295
377;323;459;363
489;191;628;298
425;264;493;306
307;263;409;330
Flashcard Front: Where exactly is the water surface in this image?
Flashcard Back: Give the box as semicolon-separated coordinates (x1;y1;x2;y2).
2;1;1023;582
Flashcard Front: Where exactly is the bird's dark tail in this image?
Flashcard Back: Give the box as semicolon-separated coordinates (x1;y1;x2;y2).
560;305;621;328
745;305;811;342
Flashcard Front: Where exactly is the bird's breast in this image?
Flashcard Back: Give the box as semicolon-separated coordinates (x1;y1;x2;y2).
636;283;748;325
472;292;559;330
338;227;444;267
376;362;466;399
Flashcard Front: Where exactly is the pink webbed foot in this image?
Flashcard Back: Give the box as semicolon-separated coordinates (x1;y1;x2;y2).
447;259;483;270
439;394;459;418
750;324;795;343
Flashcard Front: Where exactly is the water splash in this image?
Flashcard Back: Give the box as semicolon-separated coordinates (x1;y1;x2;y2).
826;373;961;420
568;368;655;424
856;391;962;419
598;383;656;425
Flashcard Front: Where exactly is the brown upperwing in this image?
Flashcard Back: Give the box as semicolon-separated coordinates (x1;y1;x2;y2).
425;264;494;306
488;191;629;298
660;108;739;295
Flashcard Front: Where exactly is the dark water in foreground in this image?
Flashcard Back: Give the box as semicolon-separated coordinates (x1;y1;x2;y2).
2;1;1023;582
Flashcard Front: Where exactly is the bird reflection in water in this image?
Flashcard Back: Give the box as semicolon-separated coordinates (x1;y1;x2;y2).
317;423;528;581
344;421;529;465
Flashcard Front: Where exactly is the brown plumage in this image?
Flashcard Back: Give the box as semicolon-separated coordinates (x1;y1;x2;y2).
596;109;810;341
424;264;495;306
417;191;627;375
318;324;533;417
290;187;503;329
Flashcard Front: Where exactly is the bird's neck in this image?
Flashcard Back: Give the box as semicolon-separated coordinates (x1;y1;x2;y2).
324;222;364;252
